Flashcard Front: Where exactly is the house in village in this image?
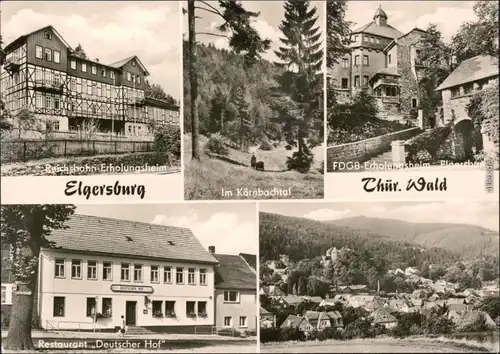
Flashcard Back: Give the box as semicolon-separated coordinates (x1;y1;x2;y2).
435;55;499;161
259;307;275;328
300;296;323;305
405;267;420;276
320;298;340;308
385;299;412;313
211;248;257;332
280;311;344;333
370;308;398;329
338;285;369;293
259;285;285;300
449;310;497;331
279;295;305;308
280;314;308;331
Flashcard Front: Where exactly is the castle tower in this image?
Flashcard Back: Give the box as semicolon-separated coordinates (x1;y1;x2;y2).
374;5;388;26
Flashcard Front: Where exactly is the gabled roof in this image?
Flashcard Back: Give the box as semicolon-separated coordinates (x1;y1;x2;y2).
280;314;303;329
436;55;498;91
309;296;323;303
281;294;304;305
384;28;428;52
260;307;271;315
212;254;256;290
43;214;218;265
353;21;403;39
457;311;496;329
109;55;150;76
371;308;397;324
239;253;257;271
304;311;326;321
4;25;72;53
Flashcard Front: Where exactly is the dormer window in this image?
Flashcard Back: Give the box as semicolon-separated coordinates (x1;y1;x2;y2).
44;32;52;40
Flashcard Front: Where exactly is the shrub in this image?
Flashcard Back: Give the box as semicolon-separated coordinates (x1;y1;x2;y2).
405;125;452;163
280;327;306;342
259;140;273;151
318;327;342;340
260;327;282;343
153;124;181;159
205;133;229;156
286;149;314;173
273;142;279;148
318;160;325;174
1;313;9;329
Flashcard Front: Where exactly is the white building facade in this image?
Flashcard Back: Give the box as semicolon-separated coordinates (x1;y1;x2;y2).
34;214;218;332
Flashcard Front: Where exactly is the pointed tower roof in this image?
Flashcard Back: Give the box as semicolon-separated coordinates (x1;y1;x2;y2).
374;5;388;20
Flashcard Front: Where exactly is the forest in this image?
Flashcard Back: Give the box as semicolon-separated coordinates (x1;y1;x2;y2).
184;0;324;172
259;212;499;292
183;41;285;142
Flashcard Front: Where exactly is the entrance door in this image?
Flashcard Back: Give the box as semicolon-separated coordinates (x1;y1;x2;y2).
125;301;137;326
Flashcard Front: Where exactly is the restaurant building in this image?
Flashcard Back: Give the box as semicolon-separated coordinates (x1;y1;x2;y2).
36;214;218;332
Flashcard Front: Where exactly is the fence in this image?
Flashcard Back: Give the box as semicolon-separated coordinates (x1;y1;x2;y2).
1;139;155;163
45;320;103;332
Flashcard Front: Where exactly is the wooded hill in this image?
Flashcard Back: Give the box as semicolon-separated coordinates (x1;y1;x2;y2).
259;212;460;270
183;41;285;143
327;216;500;259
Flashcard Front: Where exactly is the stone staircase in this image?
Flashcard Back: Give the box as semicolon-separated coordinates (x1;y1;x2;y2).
368;149;393;165
126;326;157;335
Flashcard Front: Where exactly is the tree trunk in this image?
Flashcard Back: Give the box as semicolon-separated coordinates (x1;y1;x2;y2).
240;117;244;152
3;278;37;350
188;0;200;160
297;128;304;162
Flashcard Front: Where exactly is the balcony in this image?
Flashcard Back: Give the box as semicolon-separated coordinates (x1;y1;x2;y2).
127;97;146;106
33;79;64;93
374;95;400;104
4;58;21;75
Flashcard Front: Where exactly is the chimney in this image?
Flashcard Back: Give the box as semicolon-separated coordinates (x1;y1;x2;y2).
208;246;215;254
95;58;99;63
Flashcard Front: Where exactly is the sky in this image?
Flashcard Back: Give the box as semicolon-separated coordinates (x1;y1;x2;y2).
184;0;326;63
1;1;182;99
75;203;258;255
346;1;478;42
260;201;500;232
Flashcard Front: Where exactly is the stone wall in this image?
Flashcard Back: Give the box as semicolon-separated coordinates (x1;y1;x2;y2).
327;127;421;171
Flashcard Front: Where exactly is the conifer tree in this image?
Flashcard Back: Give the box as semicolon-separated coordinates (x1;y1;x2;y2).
208;87;228;133
186;0;270;160
274;0;323;172
227;85;252;151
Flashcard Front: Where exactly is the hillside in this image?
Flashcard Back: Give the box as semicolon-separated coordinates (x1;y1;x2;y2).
259;212;459;269
326;216;500;259
184;135;324;200
183;41;285;142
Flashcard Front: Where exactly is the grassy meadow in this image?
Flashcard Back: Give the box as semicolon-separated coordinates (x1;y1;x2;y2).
183;134;324;200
